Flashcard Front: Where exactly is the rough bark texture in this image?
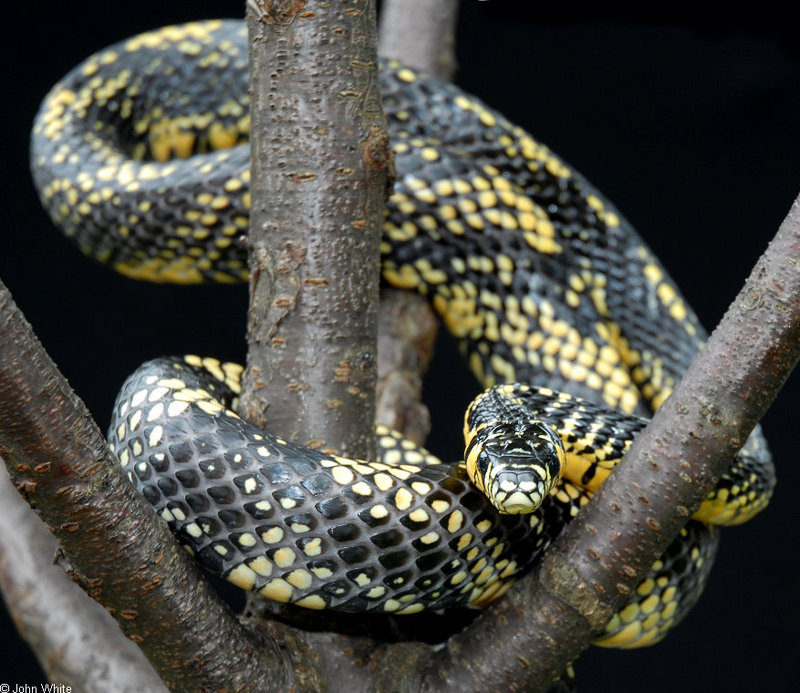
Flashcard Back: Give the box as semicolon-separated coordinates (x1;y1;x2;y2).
378;0;459;79
0;465;167;693
242;0;390;460
375;288;437;445
0;278;285;692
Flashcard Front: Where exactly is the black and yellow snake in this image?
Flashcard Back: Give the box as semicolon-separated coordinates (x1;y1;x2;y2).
30;19;775;648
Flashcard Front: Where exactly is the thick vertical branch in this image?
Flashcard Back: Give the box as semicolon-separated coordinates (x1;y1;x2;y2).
243;0;390;460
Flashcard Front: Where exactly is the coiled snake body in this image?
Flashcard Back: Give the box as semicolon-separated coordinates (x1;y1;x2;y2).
31;19;775;648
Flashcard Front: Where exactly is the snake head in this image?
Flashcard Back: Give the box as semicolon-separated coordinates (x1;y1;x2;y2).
466;420;565;515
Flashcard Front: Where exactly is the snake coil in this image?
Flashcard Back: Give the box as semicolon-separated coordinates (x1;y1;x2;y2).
31;19;775;649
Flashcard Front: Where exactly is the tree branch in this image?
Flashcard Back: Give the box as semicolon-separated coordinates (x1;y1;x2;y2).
378;0;458;80
422;193;800;691
375;289;437;444
0;278;285;692
373;0;457;444
0;465;167;692
243;0;390;461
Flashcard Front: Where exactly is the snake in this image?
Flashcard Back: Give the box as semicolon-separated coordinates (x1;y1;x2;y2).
30;19;775;649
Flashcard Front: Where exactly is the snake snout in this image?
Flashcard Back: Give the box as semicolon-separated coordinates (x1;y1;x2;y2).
488;467;545;514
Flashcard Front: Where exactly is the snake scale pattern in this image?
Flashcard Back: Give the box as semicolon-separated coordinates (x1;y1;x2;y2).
30;19;775;649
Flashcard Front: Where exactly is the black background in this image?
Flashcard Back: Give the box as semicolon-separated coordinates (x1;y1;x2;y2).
2;3;799;691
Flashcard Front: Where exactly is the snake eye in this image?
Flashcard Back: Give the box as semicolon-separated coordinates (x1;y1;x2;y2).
475;421;565;515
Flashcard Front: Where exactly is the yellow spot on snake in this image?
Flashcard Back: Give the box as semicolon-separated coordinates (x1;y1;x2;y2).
370;504;389;520
273;547;296;568
148;425;163;447
294;594;326;610
351;481;373;496
374;473;394;491
259;579;293;603
286;569;313;589
393;487;414;511
227;563;257;590
353;572;371;587
261;527;284;544
311;566;333;580
397;67;416;82
446;509;465;534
